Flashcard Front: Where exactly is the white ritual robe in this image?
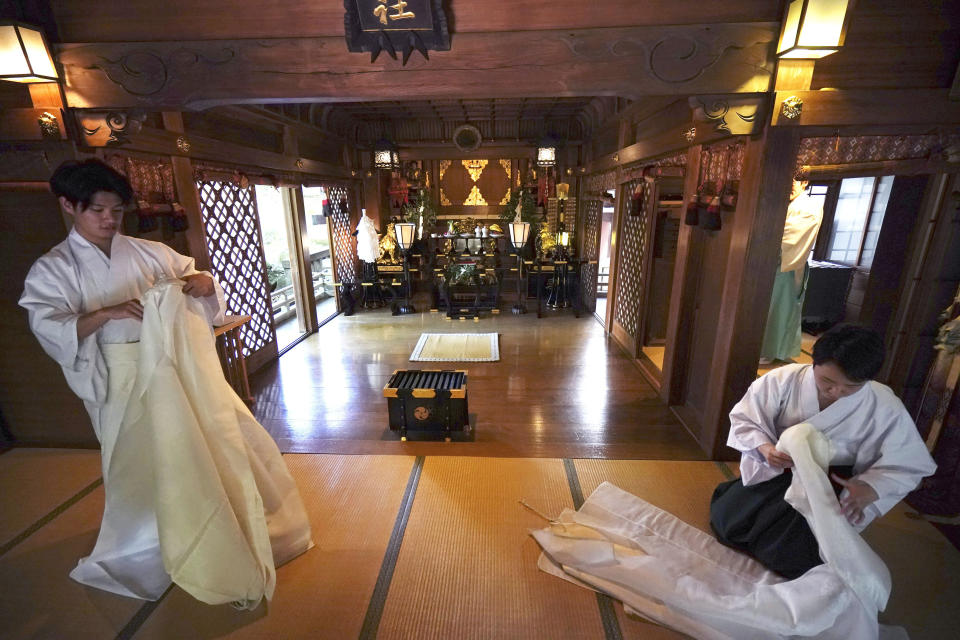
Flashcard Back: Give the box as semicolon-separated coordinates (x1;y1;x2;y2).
728;364;936;529
356;213;380;263
780;193;823;275
19;229;226;407
19;232;311;605
533;466;906;640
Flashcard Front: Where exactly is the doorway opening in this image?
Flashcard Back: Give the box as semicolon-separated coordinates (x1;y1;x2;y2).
595;193;616;326
757;174;918;377
256;185;309;352
639;177;685;374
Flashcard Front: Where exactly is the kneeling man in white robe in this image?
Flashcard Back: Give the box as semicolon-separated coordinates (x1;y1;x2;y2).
19;159;312;608
711;324;936;578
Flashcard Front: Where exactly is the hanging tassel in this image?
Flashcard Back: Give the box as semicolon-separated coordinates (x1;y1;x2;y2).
684;194;700;226
702;191;722;231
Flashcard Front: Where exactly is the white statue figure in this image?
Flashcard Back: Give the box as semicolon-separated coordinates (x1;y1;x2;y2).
356;209;380;263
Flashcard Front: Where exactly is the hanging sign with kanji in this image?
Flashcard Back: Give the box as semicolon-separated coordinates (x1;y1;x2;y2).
344;0;450;65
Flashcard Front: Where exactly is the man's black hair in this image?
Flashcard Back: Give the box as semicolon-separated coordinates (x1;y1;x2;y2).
812;324;885;382
49;159;133;210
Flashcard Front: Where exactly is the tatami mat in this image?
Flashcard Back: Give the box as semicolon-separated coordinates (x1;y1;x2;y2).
376;456;606;639
0;448;101;548
132;454;417;640
2;450;959;640
0;484;143;639
865;504;960;639
574;460;728;533
573;460;729;640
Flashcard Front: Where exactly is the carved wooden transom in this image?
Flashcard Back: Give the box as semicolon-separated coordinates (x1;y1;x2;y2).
196;180;275;356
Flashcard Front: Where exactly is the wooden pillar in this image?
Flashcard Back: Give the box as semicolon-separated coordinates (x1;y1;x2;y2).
701;127;801;458
661;145;702;406
161;112;212;271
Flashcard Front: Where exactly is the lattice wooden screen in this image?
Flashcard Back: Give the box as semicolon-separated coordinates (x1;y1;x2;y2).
196;180;275;357
580;198;602;314
613;178;648;340
325;185;358;284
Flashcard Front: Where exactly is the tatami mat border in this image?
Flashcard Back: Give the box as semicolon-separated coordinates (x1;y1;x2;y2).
115;585;174;640
714;461;735;481
0;476;103;559
564;458;624;640
359;455;425;639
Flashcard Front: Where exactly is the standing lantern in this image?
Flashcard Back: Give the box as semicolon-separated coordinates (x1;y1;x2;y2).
549;183;572;309
394;221;417;314
509;221;531;315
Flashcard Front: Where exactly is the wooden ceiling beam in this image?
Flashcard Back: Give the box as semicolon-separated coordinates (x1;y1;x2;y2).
57;23;776;110
50;0;780;42
770;89;960;127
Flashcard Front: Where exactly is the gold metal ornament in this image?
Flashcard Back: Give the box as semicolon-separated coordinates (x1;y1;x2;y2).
781;96;803;120
176;136;191;153
37;112;59;139
683;127;697;142
296;159;304;169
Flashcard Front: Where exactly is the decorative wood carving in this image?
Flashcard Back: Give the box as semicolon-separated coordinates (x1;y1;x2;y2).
795;133;960;170
689;94;765;136
438;158;512;209
57;24;776;109
74;109;147;146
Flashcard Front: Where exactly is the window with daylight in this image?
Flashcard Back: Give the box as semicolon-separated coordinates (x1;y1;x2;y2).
825;176;893;269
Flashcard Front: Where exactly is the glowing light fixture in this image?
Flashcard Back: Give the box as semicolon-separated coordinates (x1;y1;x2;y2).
509;221;531;315
393;222;417;314
536;137;557;167
0;22;58;83
509;221;530;250
373;137;400;171
776;0;853;59
394;222;416;251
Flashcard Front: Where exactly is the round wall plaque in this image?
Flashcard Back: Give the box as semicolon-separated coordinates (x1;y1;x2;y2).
452;124;482;152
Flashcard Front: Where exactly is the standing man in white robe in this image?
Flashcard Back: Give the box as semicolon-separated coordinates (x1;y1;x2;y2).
19;159;311;607
711;325;936;578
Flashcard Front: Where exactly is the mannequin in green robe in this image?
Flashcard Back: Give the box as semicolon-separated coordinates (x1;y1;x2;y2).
760;178;824;363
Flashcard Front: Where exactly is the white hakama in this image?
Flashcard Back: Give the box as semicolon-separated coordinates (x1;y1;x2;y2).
533;424;900;639
20;231;311;606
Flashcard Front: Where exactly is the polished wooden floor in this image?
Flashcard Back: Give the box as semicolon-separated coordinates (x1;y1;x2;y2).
250;304;706;460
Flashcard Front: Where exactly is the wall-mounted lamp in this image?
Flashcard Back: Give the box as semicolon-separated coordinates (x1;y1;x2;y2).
373;137;400;171
536;137;557;167
0;22;58;83
776;0;853;59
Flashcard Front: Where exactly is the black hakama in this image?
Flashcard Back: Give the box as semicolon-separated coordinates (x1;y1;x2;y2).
710;466;852;580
